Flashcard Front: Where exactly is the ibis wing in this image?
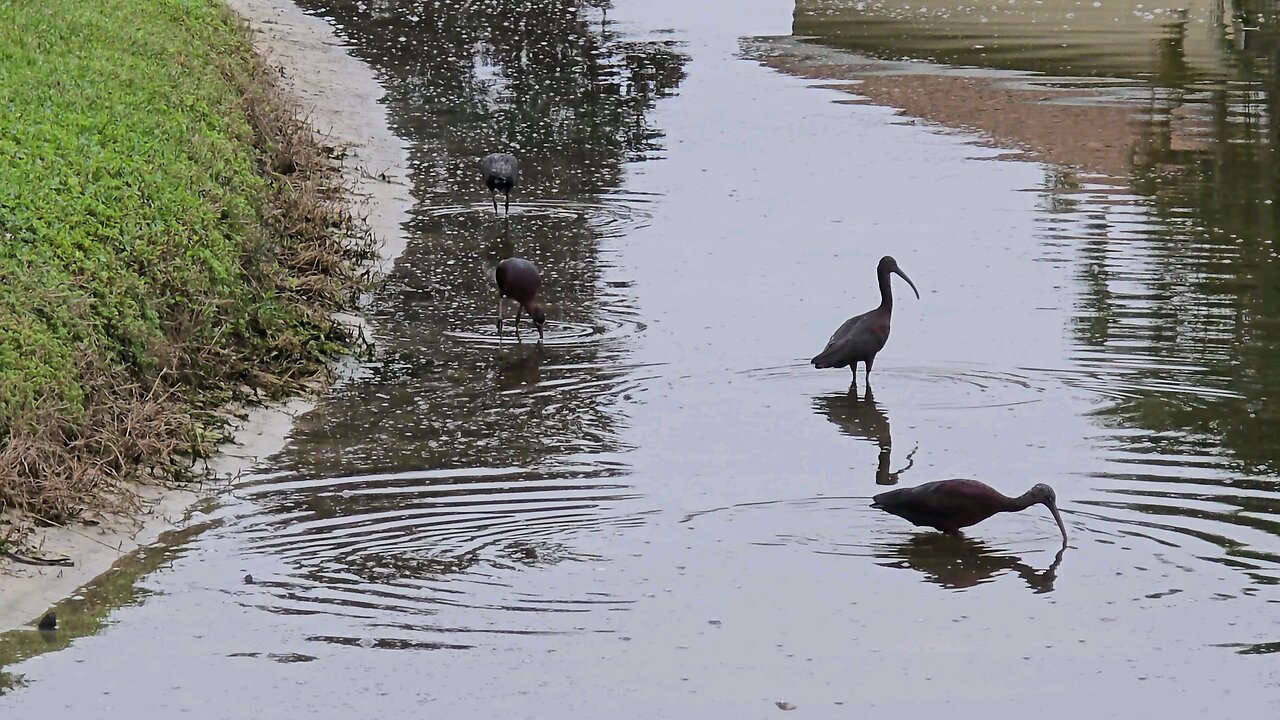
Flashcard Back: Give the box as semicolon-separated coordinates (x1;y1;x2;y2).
481;153;519;189
873;480;1001;532
812;311;882;367
938;479;1005;503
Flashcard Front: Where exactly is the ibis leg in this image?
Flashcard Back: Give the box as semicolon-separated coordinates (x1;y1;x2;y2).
491;191;499;214
504;190;511;215
514;306;523;343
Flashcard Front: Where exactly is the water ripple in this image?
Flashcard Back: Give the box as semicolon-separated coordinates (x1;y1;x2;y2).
228;465;646;644
681;495;1068;593
423;194;657;240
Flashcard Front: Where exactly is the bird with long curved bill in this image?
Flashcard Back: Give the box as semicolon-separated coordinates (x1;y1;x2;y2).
480;152;520;216
872;479;1068;546
812;255;919;389
494;257;546;342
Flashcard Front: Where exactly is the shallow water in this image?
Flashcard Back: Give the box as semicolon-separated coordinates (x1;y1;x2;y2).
5;0;1280;716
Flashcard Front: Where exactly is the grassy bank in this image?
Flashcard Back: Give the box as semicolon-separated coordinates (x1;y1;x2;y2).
0;0;372;541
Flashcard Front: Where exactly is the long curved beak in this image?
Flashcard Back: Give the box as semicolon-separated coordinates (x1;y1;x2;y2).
1045;501;1068;547
894;268;921;300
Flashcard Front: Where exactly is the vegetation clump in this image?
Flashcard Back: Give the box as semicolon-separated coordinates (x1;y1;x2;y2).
0;0;374;540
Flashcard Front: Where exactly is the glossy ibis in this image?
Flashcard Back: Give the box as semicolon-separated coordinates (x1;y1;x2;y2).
495;257;545;341
811;256;919;388
480;153;520;215
872;479;1068;546
37;611;57;631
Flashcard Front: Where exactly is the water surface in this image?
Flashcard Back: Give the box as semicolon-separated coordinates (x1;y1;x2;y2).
4;0;1280;716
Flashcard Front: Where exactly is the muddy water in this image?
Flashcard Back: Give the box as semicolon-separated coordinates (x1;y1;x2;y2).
5;0;1280;715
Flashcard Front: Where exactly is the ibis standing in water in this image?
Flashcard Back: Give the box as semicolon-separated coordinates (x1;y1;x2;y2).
872;479;1068;546
480;152;520;215
811;256;919;388
495;257;546;342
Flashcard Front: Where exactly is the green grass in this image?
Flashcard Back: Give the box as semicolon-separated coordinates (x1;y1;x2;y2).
0;0;371;525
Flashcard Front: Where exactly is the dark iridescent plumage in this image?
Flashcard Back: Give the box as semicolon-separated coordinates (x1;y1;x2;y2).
495;257;545;341
480;153;520;215
812;256;919;387
872;479;1068;545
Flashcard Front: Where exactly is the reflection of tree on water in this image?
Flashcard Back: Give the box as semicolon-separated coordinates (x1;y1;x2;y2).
272;0;689;477
875;533;1063;594
232;2;686;624
813;388;916;485
296;0;688;196
1087;2;1280;478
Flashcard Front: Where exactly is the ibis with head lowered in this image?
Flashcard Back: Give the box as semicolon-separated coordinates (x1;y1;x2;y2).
480;153;520;215
872;479;1068;546
495;257;546;342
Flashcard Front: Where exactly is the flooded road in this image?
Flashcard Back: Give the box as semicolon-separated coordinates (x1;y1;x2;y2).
4;0;1280;715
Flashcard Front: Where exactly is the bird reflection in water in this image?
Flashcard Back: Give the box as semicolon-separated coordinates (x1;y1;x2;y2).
481;210;516;261
874;533;1064;594
813;387;916;485
497;343;544;389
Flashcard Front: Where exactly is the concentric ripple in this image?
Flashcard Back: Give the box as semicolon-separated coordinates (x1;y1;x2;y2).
227;464;647;644
740;360;1049;410
444;312;647;348
421;193;657;240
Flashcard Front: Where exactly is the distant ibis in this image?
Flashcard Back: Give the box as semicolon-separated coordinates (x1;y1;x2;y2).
480;153;520;215
811;256;919;387
872;479;1068;545
495;257;545;341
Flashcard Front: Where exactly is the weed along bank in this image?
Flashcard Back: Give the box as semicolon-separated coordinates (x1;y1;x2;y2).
0;0;403;618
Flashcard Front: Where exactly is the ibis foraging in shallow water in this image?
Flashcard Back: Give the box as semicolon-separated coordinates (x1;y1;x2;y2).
872;479;1068;546
495;257;545;342
480;153;520;215
811;255;919;388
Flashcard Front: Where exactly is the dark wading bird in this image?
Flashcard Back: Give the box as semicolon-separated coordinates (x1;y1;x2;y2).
495;257;546;342
872;479;1068;546
480;152;520;215
811;256;919;388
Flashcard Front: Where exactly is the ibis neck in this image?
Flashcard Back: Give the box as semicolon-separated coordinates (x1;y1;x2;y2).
878;268;894;311
1005;491;1040;512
